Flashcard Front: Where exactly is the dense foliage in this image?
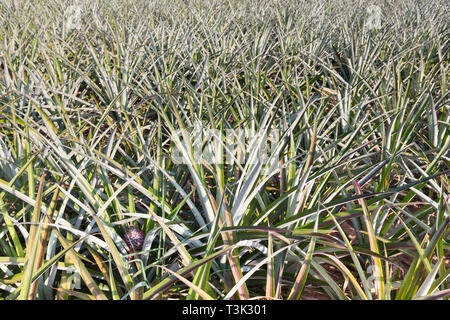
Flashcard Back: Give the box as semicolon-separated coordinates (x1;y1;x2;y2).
0;0;448;300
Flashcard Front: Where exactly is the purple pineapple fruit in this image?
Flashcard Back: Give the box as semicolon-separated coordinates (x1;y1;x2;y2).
124;226;145;254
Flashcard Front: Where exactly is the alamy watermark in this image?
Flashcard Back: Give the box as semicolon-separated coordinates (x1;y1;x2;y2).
64;5;83;34
366;264;385;295
171;121;282;166
65;266;81;290
365;5;383;30
63;2;107;35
